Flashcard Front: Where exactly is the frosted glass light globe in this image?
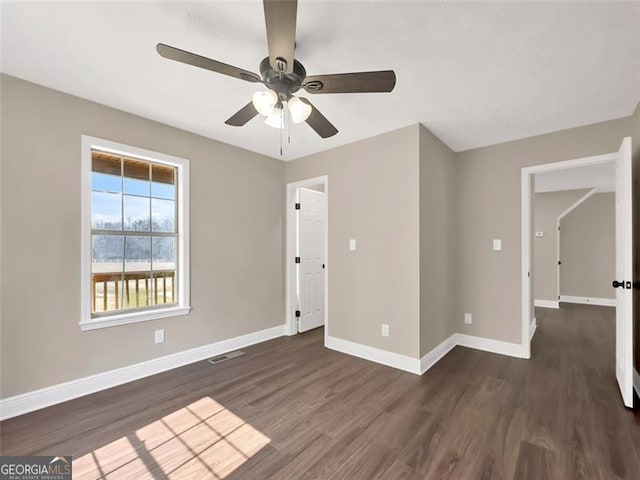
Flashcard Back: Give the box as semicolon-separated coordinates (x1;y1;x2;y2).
264;105;284;129
288;96;312;124
252;89;278;116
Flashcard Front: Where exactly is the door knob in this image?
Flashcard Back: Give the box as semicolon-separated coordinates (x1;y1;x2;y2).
612;280;625;288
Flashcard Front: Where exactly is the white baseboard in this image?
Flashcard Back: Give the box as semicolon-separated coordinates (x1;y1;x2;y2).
634;368;640;399
534;299;559;309
455;333;528;358
328;330;528;378
530;318;537;341
420;334;457;374
0;325;286;421
325;336;421;374
559;295;615;307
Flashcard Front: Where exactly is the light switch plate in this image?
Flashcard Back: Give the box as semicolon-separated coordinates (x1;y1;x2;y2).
155;329;165;344
493;239;502;251
349;239;357;251
464;313;472;324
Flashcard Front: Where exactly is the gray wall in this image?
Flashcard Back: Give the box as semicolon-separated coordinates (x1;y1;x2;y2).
419;125;457;356
0;75;285;397
456;115;636;343
285;125;421;358
560;193;615;299
533;189;589;302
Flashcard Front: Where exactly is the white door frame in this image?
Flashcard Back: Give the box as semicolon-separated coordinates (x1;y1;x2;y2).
521;152;616;358
285;175;329;343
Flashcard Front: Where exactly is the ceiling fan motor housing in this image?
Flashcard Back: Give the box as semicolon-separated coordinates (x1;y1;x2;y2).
260;57;307;101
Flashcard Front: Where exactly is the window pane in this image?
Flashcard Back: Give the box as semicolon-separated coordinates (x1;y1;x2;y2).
124;159;149;178
92;235;124;273
151;182;175;200
152;164;176;199
152;199;175;232
125;236;151;272
92;151;121;176
124;178;150;196
92;235;124;314
92;192;122;230
152;237;176;271
152;164;175;183
92;172;121;193
92;274;124;314
152;271;176;306
123;272;152;310
124;195;150;231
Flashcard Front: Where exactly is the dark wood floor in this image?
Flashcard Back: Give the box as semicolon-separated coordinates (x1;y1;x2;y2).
2;304;640;479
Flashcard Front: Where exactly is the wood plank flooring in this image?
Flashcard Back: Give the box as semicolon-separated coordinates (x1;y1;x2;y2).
2;303;640;479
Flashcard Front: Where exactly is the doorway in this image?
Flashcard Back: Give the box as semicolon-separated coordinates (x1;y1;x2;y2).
286;176;328;340
521;138;633;407
532;164;615;309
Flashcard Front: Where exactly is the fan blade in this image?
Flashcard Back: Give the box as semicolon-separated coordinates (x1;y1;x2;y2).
299;98;338;138
303;70;396;94
225;102;259;126
157;43;262;83
263;0;297;74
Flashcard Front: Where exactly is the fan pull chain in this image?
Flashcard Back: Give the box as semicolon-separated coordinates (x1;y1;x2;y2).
279;107;283;156
288;106;291;144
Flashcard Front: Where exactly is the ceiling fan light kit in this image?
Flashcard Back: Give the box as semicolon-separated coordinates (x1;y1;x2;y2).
252;89;311;127
156;0;396;151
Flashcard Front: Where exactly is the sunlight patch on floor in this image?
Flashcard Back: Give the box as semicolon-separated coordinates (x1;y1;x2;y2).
72;396;270;479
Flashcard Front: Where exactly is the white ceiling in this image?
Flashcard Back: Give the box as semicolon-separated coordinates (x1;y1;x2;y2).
1;1;639;161
535;163;615;193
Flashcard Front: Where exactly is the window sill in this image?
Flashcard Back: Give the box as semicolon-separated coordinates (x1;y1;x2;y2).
79;306;191;331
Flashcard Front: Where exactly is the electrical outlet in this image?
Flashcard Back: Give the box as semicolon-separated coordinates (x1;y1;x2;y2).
464;313;472;325
155;329;165;344
381;324;390;337
536;231;544;238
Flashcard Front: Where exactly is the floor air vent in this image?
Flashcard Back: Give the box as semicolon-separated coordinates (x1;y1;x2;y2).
207;350;245;365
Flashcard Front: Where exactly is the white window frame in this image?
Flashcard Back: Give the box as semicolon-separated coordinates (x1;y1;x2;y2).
80;135;191;331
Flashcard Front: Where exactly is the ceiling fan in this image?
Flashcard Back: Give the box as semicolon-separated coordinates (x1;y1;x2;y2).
156;0;396;139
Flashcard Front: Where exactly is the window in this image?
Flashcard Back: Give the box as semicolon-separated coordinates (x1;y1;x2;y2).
80;136;190;330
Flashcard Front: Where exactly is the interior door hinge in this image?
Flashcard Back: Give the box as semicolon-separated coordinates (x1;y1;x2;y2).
295;257;300;263
295;203;300;210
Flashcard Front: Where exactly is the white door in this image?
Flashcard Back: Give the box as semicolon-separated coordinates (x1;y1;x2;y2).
297;188;325;332
614;137;633;407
